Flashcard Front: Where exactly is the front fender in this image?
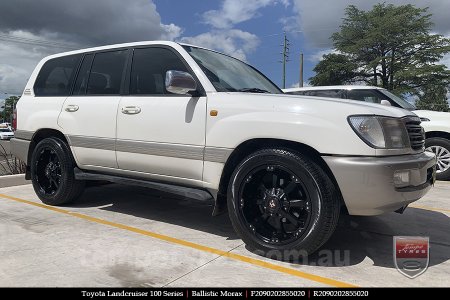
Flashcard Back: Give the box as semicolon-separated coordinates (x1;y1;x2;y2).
206;111;375;156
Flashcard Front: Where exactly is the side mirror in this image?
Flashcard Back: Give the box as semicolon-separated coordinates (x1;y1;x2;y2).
380;100;392;106
165;70;197;95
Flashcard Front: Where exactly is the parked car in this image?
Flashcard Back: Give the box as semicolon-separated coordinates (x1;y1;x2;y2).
11;42;436;258
0;122;12;131
0;125;14;140
284;85;450;180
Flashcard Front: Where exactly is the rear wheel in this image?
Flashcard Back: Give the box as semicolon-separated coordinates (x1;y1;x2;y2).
227;148;340;260
425;137;450;180
31;137;85;205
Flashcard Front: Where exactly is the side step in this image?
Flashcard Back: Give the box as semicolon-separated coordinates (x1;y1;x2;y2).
74;168;214;202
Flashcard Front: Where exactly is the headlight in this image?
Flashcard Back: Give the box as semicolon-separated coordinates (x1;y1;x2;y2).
348;116;410;149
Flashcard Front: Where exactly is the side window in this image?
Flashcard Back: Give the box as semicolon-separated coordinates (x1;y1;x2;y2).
86;50;128;95
34;54;81;96
347;90;383;104
308;90;342;98
73;54;94;95
130;47;190;95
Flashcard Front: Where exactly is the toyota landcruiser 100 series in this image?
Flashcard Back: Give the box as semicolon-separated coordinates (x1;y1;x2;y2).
11;41;436;259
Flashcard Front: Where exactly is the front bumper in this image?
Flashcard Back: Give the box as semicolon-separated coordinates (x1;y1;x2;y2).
323;152;436;216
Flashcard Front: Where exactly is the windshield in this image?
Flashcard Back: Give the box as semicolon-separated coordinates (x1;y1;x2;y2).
183;46;282;94
379;89;416;110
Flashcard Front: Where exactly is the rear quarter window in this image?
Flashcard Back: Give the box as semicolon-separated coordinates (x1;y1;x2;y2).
34;54;81;96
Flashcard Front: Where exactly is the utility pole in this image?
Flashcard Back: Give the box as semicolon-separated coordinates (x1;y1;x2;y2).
280;32;290;89
299;53;304;87
1;92;7;123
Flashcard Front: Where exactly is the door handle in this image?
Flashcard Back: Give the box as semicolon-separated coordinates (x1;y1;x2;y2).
121;106;141;115
65;105;79;112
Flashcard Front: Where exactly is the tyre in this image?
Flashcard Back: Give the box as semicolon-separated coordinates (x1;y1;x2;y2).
227;148;340;260
30;137;85;205
425;137;450;180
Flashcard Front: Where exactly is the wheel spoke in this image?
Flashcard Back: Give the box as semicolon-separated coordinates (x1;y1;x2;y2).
289;199;306;208
272;173;278;188
280;210;298;226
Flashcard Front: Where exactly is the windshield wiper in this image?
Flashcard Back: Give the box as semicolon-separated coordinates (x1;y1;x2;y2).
238;88;270;94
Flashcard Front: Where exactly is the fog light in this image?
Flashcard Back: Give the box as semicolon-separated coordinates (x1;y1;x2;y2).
393;170;410;187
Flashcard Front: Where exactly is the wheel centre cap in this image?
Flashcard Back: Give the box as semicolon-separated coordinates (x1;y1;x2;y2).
45;163;54;178
266;196;280;213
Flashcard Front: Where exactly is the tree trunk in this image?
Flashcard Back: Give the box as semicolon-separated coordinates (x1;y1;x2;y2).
373;67;377;86
381;54;388;89
388;49;395;90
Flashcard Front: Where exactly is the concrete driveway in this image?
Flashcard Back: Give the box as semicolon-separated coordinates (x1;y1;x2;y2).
0;180;448;287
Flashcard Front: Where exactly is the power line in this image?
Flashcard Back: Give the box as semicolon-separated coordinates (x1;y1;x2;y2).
0;34;78;50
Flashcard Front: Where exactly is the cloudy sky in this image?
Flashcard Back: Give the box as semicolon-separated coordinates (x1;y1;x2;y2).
0;0;449;101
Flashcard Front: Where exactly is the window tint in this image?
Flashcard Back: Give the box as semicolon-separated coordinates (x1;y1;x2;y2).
87;50;128;95
130;47;190;95
347;90;383;104
34;54;81;96
306;90;342;98
73;54;93;95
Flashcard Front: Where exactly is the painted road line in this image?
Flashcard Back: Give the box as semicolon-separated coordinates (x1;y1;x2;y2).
410;205;450;214
0;193;356;288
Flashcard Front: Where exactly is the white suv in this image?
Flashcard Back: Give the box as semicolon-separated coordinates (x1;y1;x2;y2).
11;41;436;258
284;86;450;180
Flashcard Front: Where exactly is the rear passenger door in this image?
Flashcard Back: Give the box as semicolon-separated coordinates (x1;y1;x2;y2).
116;46;206;182
58;49;129;169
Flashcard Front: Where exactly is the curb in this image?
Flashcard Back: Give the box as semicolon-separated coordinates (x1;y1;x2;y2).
0;174;28;188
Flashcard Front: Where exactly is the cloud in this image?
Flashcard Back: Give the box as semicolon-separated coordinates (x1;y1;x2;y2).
291;0;450;48
307;49;338;63
203;0;288;29
442;53;450;69
0;0;182;94
181;30;260;61
0;0;181;46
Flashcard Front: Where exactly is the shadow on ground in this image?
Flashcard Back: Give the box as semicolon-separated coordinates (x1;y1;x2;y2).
71;183;450;269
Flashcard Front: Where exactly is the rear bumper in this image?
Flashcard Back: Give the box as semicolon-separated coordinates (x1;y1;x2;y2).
10;138;30;163
323;152;436;216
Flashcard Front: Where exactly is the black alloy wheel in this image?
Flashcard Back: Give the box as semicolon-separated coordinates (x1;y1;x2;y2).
228;148;341;259
31;137;85;205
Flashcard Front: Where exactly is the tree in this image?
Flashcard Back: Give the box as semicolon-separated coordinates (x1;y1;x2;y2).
310;3;450;109
310;53;358;86
1;96;20;123
415;85;449;112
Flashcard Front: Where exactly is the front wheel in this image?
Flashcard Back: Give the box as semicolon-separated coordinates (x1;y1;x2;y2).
425;137;450;180
227;148;340;260
31;137;85;205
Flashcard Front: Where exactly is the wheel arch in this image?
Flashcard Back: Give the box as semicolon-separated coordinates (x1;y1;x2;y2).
26;128;70;179
425;131;450;141
214;138;344;215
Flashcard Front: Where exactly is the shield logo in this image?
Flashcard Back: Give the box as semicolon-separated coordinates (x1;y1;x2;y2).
393;236;429;278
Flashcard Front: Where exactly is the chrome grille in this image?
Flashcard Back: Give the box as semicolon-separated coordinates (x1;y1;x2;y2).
403;116;425;151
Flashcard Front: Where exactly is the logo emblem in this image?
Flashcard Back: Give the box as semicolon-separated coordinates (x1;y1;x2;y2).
269;199;276;208
394;236;429;278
